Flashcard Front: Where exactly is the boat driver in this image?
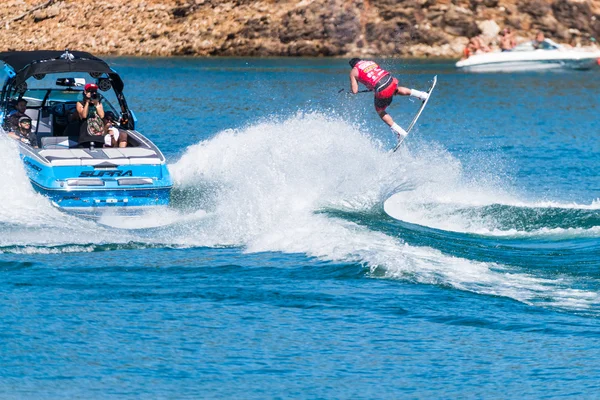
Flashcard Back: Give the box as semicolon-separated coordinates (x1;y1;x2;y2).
8;116;38;147
532;31;550;49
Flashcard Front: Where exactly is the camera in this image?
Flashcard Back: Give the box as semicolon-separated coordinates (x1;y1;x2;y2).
90;92;99;100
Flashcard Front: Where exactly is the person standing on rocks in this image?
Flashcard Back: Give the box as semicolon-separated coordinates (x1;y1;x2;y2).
348;58;429;140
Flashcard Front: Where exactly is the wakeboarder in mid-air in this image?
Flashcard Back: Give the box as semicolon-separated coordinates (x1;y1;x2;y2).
347;58;432;143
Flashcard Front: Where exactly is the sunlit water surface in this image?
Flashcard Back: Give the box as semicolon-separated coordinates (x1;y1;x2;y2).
2;58;600;398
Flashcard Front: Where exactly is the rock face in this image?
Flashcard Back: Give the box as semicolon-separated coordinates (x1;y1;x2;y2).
0;0;599;57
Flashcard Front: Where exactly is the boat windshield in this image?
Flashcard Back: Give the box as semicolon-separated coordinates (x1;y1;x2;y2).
8;72;120;116
513;39;561;52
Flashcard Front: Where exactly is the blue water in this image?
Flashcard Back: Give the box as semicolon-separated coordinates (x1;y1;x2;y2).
2;58;600;398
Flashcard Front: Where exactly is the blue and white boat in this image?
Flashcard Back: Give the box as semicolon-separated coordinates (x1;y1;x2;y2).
0;50;172;219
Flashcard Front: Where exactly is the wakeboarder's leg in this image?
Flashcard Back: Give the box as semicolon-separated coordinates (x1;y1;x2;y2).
379;110;407;139
396;86;428;101
396;86;411;96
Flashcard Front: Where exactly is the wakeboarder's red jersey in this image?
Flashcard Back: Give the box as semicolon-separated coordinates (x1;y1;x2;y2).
354;60;389;90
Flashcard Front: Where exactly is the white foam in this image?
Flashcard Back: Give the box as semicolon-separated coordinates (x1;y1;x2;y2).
0;136;58;225
382;139;600;236
3;112;598;310
0;136;140;247
168;112;600;310
0;245;96;255
97;208;207;230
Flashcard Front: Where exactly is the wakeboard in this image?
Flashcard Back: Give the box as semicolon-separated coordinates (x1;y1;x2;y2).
392;75;437;152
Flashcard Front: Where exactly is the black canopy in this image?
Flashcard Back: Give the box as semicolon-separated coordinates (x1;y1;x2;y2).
0;50;123;91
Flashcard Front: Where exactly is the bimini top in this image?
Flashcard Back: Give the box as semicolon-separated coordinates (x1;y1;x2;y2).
0;50;123;91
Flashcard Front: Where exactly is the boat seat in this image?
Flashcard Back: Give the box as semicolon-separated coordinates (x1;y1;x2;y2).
38;149;93;166
116;148;157;158
24;108;39;125
34;112;54;147
103;147;161;165
41;136;78;149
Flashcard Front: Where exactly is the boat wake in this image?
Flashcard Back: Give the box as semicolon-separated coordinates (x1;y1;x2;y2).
383;175;600;238
3;113;600;313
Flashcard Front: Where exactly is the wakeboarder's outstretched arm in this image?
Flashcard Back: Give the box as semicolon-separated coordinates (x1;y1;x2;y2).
349;68;359;94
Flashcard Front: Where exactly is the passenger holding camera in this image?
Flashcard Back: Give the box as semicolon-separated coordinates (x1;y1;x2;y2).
76;83;105;147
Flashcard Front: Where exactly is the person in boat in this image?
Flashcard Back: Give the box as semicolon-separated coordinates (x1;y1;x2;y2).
532;31;545;49
531;31;558;50
461;36;491;59
7;98;28;129
476;36;492;53
102;111;128;148
8;116;37;147
499;28;516;51
461;38;475;60
76;83;105;147
348;58;429;139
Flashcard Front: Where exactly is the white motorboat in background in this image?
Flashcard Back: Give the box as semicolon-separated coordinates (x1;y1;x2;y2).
456;39;600;72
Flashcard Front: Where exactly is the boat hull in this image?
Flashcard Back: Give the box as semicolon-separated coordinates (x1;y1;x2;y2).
20;145;172;217
31;182;171;209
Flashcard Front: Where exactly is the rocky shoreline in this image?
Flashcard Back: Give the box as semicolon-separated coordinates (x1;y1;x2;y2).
0;0;599;58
